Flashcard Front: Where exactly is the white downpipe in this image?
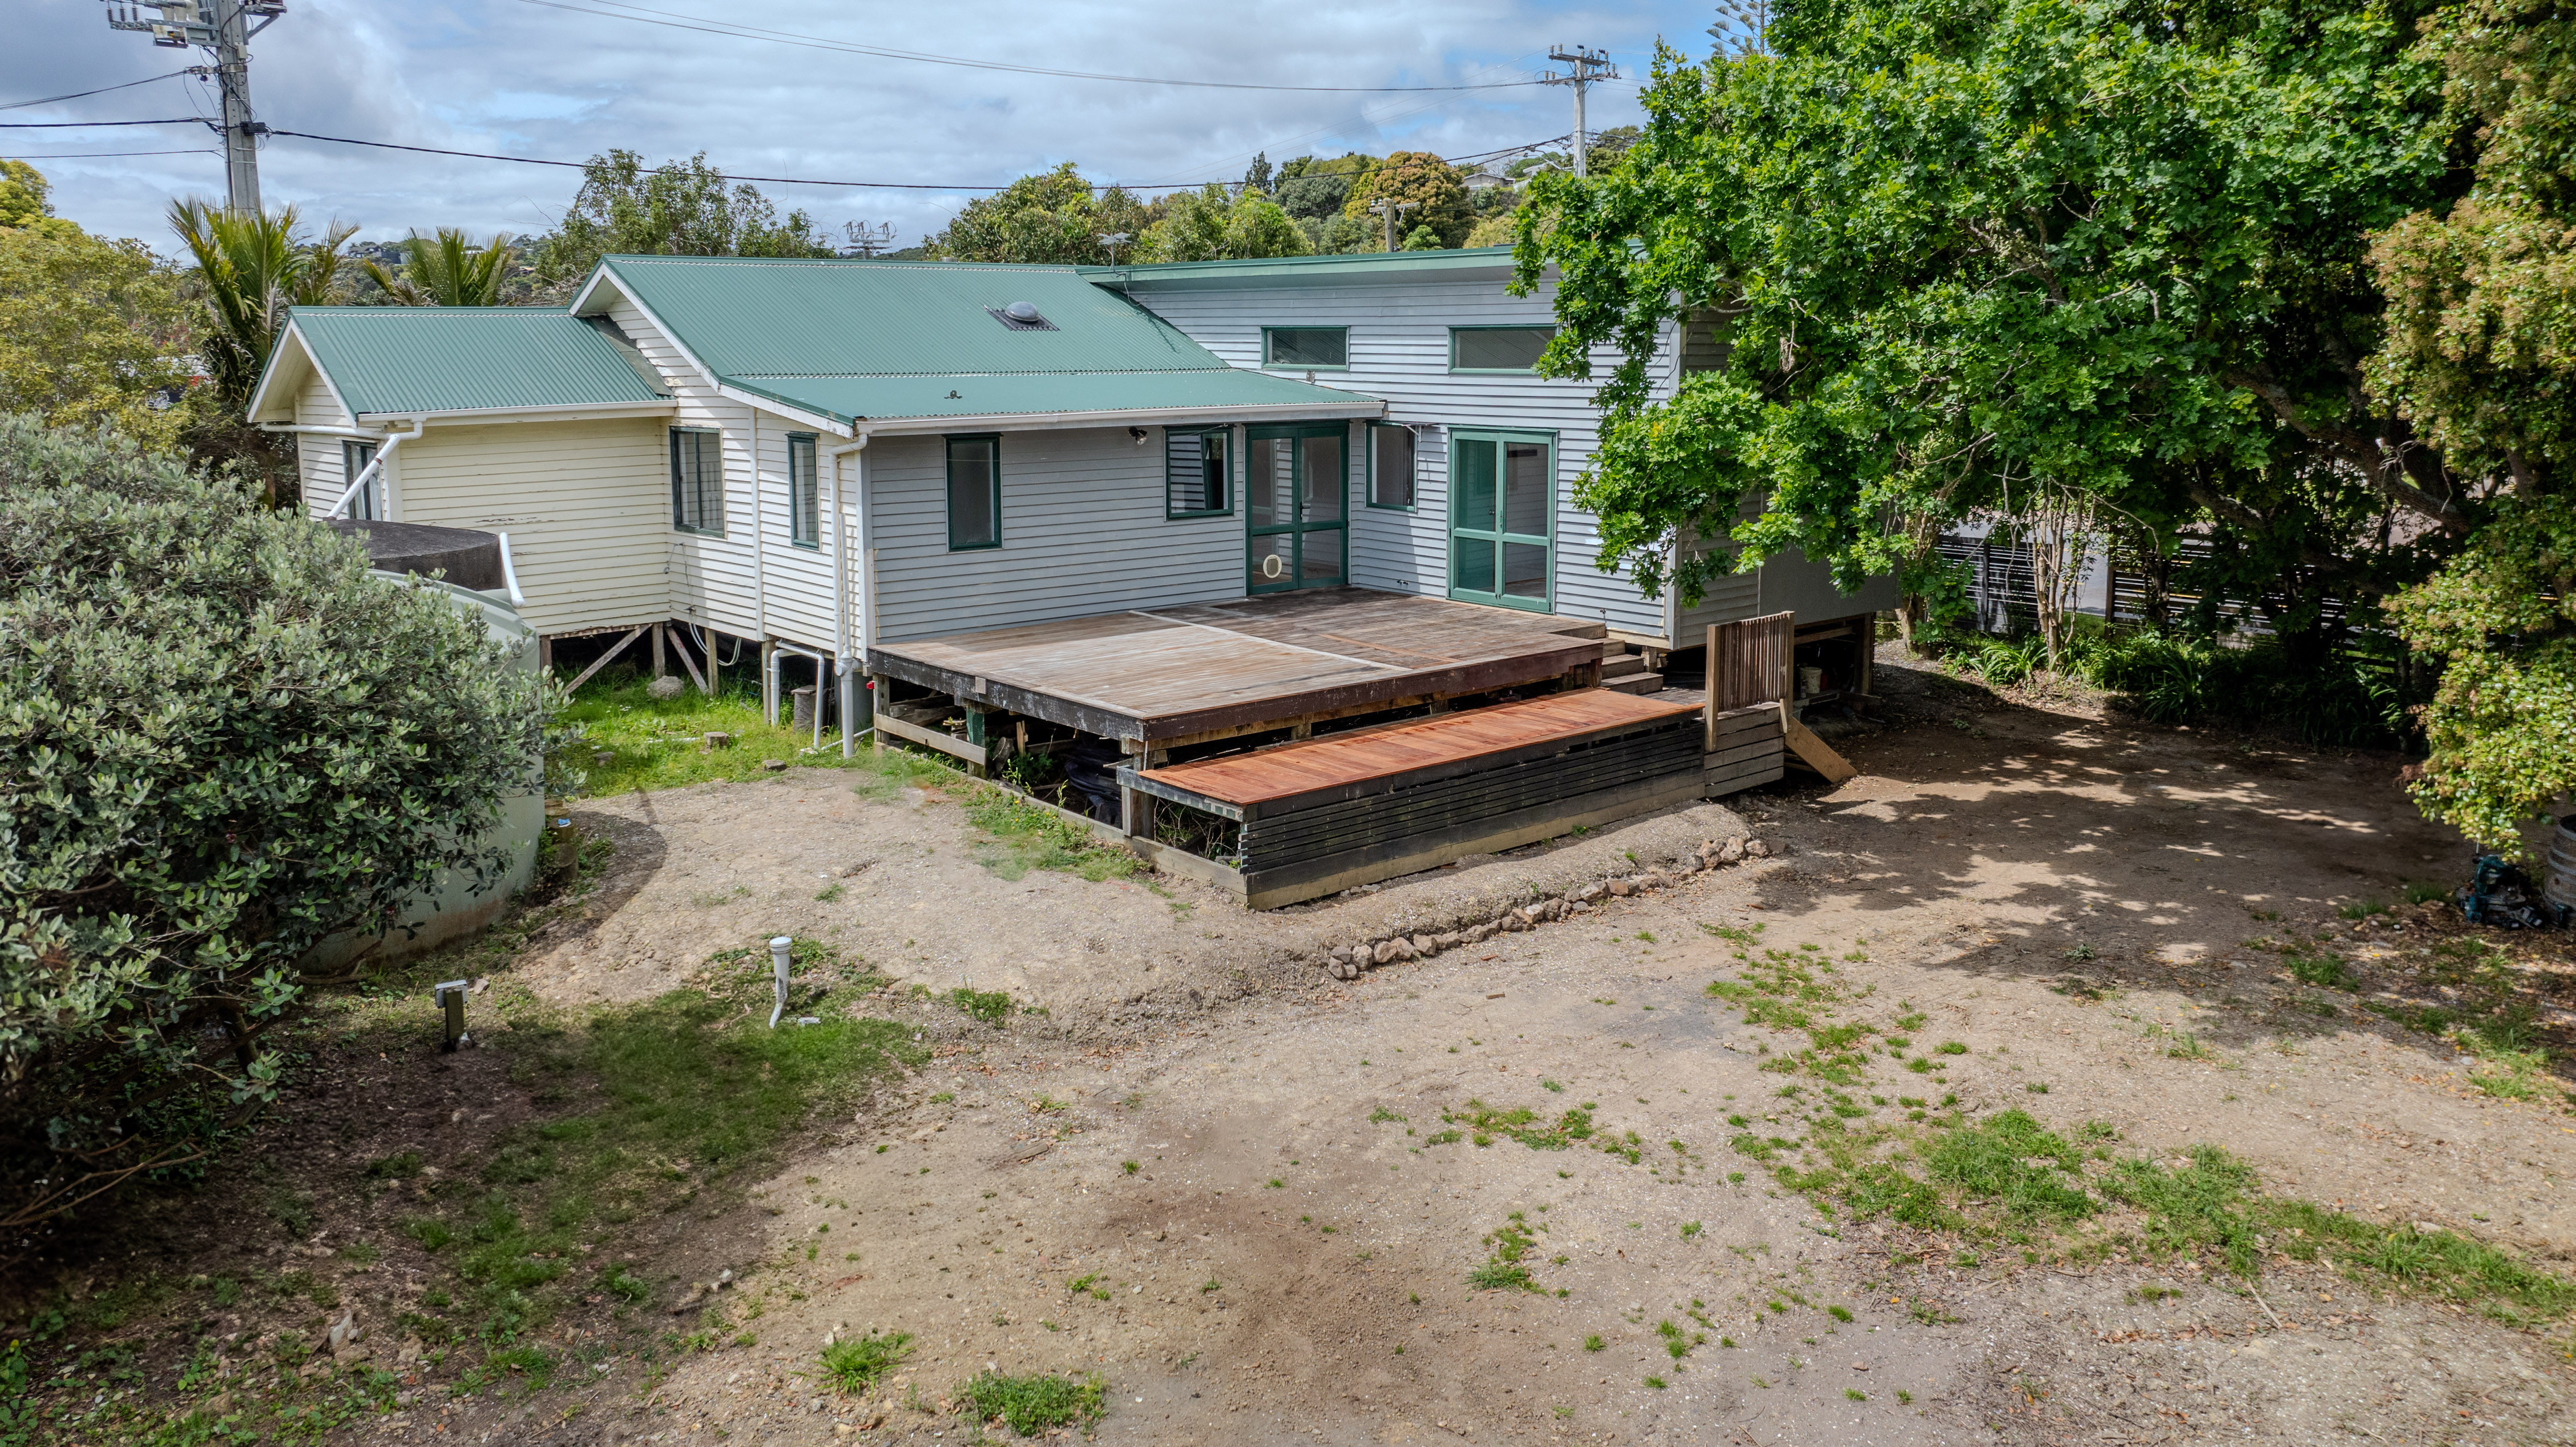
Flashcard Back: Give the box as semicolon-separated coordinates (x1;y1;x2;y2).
827;433;872;759
768;642;829;752
325;417;423;518
494;532;528;606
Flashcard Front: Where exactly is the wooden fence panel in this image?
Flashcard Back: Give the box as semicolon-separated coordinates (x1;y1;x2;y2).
1706;611;1794;745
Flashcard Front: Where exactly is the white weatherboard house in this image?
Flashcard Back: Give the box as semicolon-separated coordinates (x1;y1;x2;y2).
248;251;1886;907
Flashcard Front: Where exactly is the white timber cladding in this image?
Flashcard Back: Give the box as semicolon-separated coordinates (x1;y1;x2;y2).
1132;274;1894;643
385;417;672;636
605;296;764;641
868;427;1243;644
1129;276;1659;636
292;371;362;520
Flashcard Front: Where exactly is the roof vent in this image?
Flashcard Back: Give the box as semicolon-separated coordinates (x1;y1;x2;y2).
988;301;1056;331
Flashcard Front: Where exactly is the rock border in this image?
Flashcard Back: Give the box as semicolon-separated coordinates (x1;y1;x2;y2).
1313;834;1773;980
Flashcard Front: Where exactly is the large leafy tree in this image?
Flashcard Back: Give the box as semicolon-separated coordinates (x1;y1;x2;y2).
2371;0;2576;844
0;166;195;447
530;150;833;291
1344;150;1473;249
0;417;546;1223
1146;184;1311;262
928;162;1160;264
1514;0;2461;645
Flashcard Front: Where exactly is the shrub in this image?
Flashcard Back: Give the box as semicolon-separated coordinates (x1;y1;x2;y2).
0;417;546;1222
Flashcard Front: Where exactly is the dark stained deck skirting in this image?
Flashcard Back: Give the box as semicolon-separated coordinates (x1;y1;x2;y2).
866;588;1608;742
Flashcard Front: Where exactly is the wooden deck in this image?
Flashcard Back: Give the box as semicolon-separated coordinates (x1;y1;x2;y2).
1133;689;1701;817
866;589;1607;743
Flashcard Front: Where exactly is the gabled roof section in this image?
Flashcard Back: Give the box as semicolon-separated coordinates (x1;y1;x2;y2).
572;256;1380;428
255;307;671;421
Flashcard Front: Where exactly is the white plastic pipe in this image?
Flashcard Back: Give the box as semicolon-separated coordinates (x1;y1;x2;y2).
494;532;527;606
326;417;423;518
767;935;793;1029
768;642;829;750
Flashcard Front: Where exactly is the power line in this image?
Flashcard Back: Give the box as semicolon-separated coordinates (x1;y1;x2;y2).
514;0;1545;93
0;119;209;129
0;148;218;159
0;70;194;112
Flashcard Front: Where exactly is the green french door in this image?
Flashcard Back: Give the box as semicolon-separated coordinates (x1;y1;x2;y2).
1246;423;1347;593
1449;430;1554;611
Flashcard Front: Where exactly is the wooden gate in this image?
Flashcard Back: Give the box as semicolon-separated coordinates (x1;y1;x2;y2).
1708;611;1794;714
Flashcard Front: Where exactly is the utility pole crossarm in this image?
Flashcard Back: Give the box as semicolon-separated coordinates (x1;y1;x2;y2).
100;1;280;212
1540;44;1620;178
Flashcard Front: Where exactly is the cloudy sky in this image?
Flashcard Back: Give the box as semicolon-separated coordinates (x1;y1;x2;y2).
7;0;1728;254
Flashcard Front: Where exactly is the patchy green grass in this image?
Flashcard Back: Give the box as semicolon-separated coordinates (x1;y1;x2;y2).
560;675;863;795
961;789;1140;882
1468;1216;1544;1292
1440;1099;1595;1150
821;1330;915;1393
1692;930;2576;1332
398;941;919;1348
955;1369;1107;1436
2285;951;2363;992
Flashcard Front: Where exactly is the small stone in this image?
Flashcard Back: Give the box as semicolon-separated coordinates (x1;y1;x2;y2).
1435;932;1463;949
1466;923;1496;943
1718;838;1746;864
1573;882;1606;903
1745;839;1771;857
593;748;616;766
702;732;734;751
1607;880;1634;898
1410;934;1437;955
1391;939;1418;962
647;675;685;701
1375;940;1402;966
1499;913;1530;932
1643;871;1671;889
763;758;788;772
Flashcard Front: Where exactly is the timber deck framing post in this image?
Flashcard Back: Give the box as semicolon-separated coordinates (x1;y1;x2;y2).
651;624;665;680
537;635;551;675
761;640;776;724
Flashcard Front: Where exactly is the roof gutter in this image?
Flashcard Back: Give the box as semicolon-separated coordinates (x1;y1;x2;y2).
855;399;1385;436
351;400;677;427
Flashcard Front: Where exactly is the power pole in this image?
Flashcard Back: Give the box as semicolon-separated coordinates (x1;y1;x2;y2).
1370;197;1420;251
101;2;284;213
1541;45;1619;178
841;220;897;258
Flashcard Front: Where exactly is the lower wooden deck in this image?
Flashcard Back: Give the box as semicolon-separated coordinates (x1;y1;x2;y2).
866;589;1608;744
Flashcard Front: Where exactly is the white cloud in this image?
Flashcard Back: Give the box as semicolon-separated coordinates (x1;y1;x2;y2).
6;0;1708;253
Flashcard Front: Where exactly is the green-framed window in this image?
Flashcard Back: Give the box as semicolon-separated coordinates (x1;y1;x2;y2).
786;432;819;549
946;434;1000;550
670;427;723;535
1262;326;1348;369
1449;325;1556;373
1366;422;1415;509
1165;426;1232;518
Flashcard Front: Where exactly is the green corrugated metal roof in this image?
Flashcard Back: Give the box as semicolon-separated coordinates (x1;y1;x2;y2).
588;256;1378;425
283;307;668;417
1079;247;1521;290
722;367;1377;425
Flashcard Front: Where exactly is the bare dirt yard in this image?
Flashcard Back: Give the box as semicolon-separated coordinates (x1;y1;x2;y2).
13;647;2575;1447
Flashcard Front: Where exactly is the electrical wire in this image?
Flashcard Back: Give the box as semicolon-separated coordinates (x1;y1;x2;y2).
0;119;209;129
1;71;195;112
513;0;1545;93
0;149;218;159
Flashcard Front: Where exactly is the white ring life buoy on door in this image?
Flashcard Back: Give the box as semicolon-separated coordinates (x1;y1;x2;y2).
1261;553;1284;579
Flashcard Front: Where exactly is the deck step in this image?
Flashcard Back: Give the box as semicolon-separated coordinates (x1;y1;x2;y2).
1604;671;1666;696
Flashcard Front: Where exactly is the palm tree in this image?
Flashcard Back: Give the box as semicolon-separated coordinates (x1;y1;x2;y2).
360;229;517;306
167;198;356;419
